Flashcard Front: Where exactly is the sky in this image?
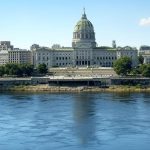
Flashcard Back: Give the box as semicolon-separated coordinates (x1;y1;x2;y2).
0;0;150;49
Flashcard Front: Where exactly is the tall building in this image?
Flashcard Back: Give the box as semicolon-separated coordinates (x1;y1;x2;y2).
31;10;138;68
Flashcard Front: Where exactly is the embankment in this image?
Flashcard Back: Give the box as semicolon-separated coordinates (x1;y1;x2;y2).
1;85;150;93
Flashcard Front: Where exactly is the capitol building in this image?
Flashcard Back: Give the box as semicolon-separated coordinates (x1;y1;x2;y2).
31;10;138;68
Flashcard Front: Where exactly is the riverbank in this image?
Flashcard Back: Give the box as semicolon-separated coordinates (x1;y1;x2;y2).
1;76;150;93
1;84;150;93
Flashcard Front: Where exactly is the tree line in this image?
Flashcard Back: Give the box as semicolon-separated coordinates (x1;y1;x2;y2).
0;57;150;78
113;55;150;77
0;63;48;77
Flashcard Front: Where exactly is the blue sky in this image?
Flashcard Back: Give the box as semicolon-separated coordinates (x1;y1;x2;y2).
0;0;150;49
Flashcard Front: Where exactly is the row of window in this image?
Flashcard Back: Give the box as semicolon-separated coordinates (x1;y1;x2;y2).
76;56;90;59
97;62;113;65
38;57;72;61
95;53;116;56
94;62;113;67
54;53;71;56
75;61;113;66
9;57;29;58
96;56;117;60
9;59;20;61
38;53;72;56
56;57;71;60
38;62;49;66
56;63;71;66
38;57;49;61
9;59;30;62
76;61;90;65
74;33;94;39
38;56;117;61
38;62;71;66
76;51;91;54
120;52;133;55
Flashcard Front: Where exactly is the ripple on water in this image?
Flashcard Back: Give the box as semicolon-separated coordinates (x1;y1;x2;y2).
0;93;150;150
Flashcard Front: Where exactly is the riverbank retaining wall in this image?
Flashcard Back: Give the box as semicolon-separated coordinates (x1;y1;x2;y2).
0;78;31;87
110;78;150;86
0;77;150;89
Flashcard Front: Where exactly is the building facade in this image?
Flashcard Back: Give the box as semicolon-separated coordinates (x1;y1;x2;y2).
8;48;31;64
0;41;13;65
0;41;32;65
0;50;9;65
32;11;138;68
139;46;150;64
0;41;13;51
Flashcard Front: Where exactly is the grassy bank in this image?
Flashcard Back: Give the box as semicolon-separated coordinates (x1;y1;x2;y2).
1;84;150;93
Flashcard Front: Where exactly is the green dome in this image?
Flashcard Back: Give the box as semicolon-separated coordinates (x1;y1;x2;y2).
72;10;96;48
74;13;94;32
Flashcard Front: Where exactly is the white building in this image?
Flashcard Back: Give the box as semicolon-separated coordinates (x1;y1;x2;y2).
0;41;13;65
0;41;32;65
139;46;150;64
8;48;31;64
31;10;138;68
0;50;9;65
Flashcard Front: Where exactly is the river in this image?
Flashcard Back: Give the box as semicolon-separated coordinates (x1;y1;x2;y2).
0;92;150;150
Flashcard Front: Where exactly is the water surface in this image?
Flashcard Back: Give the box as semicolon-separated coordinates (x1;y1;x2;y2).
0;92;150;150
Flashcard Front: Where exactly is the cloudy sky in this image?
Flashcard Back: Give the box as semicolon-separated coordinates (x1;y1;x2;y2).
0;0;149;49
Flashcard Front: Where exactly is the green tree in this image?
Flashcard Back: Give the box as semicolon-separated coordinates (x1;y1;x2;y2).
20;64;34;76
140;64;150;77
139;64;147;73
138;55;144;65
5;64;19;76
130;67;140;76
37;63;48;74
5;63;12;75
4;63;34;77
27;64;34;76
0;66;5;77
113;56;132;76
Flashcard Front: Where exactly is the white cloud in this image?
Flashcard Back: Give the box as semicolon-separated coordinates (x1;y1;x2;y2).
139;17;150;26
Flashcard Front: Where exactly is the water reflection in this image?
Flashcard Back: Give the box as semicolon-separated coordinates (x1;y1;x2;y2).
142;94;150;103
112;93;135;103
1;93;150;149
73;94;96;145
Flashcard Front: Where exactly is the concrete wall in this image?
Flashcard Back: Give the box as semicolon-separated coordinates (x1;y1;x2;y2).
1;77;150;88
0;78;31;87
110;78;150;86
